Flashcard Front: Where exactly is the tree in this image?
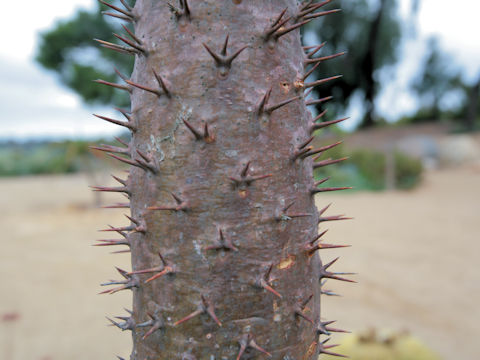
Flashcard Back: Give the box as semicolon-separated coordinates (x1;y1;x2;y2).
304;0;402;128
91;0;352;359
410;37;464;122
466;75;480;131
36;1;134;106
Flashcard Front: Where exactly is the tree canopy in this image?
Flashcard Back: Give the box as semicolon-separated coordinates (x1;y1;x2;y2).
304;0;402;128
36;1;134;107
410;37;464;121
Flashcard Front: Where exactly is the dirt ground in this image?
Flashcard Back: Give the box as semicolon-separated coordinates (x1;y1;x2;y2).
1;165;479;360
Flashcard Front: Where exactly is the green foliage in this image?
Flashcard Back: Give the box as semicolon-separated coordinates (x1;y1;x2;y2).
305;0;402;127
350;149;386;190
323;330;440;360
35;2;134;106
0;140;103;176
314;145;423;191
318;164;373;190
394;151;423;189
409;37;465;122
311;0;401;75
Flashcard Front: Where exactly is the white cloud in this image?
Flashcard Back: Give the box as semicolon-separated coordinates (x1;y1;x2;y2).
0;1;122;140
0;56;121;140
376;0;480;122
2;0;94;61
417;0;480;80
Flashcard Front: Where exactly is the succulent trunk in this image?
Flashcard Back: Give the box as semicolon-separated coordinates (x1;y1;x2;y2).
95;1;351;359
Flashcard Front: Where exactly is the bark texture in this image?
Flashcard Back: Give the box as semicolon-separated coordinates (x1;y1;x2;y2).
97;1;349;359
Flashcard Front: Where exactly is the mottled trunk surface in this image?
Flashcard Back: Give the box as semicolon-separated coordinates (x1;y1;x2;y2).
97;1;348;359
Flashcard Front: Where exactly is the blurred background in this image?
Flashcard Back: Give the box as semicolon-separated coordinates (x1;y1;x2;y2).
1;0;479;359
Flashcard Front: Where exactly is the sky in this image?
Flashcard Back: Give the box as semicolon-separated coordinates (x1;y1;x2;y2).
374;0;480;127
0;0;479;140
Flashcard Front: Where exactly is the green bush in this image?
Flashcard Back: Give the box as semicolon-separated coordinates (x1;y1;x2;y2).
314;145;423;191
0;140;98;176
394;151;423;189
350;149;386;190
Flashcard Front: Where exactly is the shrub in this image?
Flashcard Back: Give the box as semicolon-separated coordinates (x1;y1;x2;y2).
314;146;423;191
394;151;423;189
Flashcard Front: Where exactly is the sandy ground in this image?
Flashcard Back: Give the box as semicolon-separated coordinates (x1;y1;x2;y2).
1;166;479;360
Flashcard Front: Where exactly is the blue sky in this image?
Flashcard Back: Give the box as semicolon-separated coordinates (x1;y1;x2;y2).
1;0;479;140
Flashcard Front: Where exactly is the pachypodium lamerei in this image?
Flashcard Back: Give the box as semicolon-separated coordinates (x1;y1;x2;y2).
93;0;353;359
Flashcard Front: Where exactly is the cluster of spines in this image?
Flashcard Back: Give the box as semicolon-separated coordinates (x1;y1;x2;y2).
92;0;353;358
